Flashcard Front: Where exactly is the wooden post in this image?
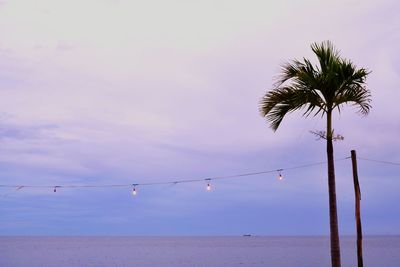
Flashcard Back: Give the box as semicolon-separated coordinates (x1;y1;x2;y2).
351;150;363;267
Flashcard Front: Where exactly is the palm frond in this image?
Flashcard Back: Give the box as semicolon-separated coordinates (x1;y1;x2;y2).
259;85;325;131
333;59;371;115
311;41;340;74
274;59;306;87
333;84;371;115
260;40;371;131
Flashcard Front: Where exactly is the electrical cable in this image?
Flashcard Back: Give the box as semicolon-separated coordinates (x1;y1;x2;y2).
0;157;350;191
358;157;400;166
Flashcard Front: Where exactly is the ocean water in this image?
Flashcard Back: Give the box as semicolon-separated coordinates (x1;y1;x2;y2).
0;236;399;267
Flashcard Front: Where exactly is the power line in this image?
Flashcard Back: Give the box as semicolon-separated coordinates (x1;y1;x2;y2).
0;157;350;191
358;157;400;166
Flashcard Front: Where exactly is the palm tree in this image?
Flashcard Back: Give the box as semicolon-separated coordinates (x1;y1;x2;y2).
259;41;371;267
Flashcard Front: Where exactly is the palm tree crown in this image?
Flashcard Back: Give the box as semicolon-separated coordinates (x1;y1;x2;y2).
260;41;371;131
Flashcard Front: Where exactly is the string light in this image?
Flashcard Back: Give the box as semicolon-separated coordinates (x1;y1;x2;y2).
0;157;351;193
277;169;283;180
205;179;211;191
132;184;138;196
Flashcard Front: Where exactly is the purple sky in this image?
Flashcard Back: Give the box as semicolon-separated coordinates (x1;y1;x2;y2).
0;0;399;235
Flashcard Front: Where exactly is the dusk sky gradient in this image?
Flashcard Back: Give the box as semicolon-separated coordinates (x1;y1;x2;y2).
0;0;399;235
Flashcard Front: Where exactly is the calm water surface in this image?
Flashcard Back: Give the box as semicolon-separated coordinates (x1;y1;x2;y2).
0;236;399;267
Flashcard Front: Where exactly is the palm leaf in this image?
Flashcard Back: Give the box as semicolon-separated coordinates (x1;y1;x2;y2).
260;41;371;130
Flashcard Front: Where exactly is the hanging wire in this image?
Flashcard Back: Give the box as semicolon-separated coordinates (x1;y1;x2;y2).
0;157;350;191
358;157;400;166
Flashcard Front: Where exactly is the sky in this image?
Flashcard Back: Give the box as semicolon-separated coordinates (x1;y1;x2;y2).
0;0;399;236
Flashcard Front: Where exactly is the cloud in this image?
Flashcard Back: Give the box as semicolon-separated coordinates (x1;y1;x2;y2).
0;0;399;235
0;123;58;140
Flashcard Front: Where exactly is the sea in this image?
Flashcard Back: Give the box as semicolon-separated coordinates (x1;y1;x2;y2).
0;236;399;267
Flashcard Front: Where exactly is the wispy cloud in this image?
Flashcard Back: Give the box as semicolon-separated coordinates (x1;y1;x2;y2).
0;0;399;235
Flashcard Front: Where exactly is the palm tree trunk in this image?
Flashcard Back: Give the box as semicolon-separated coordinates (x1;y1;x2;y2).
327;110;341;267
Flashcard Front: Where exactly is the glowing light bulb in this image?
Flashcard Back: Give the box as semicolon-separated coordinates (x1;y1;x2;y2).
132;187;137;196
277;169;283;180
206;183;211;191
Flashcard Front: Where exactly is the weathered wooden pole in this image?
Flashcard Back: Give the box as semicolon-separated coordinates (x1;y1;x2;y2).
351;150;363;267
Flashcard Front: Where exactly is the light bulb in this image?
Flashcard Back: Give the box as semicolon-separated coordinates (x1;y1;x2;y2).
206;183;211;191
277;169;283;180
132;187;137;196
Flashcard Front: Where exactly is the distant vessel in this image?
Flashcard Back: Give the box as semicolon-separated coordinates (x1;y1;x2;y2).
242;234;252;237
